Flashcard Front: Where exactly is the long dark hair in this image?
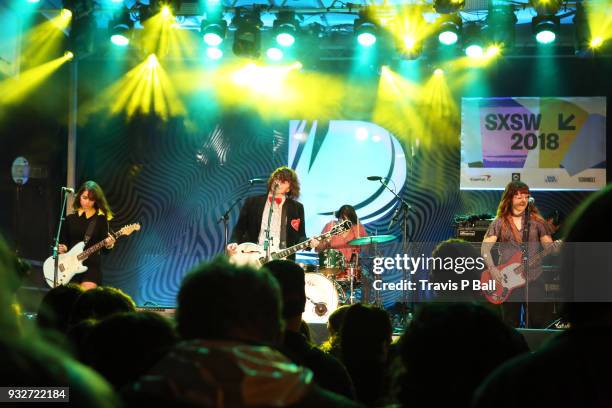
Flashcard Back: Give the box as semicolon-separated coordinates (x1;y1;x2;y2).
73;181;113;220
336;205;358;225
496;181;545;239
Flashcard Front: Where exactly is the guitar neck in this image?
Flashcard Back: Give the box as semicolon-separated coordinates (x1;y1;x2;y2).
77;232;119;262
272;240;313;260
271;229;340;261
517;241;560;273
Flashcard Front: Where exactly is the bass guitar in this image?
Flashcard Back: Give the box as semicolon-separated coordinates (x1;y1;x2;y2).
43;223;141;287
230;220;352;268
481;240;562;304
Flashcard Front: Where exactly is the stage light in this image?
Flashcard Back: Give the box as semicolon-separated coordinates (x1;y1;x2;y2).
485;45;501;58
573;3;607;55
61;8;72;20
232;8;262;58
393;7;428;60
530;0;561;45
110;31;129;46
109;11;132;47
201;19;227;46
146;54;158;68
64;51;74;60
206;47;223;60
463;22;484;58
533;15;559;44
465;44;483;58
161;5;172;19
354;10;378;47
274;11;298;47
437;14;461;45
434;0;465;15
266;47;284;60
27;0;40;3
590;36;604;48
434;68;444;76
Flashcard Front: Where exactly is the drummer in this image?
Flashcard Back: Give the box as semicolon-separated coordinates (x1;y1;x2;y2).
316;205;368;266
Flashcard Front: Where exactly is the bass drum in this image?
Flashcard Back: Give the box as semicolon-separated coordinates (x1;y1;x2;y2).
303;273;343;324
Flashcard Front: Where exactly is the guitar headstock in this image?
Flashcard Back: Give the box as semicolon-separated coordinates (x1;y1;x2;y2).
118;223;141;237
328;219;352;235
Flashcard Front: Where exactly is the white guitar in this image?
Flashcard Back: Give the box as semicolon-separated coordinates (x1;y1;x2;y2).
43;223;141;287
230;220;352;268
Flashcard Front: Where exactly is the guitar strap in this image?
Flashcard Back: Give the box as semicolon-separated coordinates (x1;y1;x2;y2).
84;216;98;246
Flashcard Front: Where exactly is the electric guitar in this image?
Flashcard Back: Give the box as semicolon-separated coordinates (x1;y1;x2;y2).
230;219;352;268
43;223;141;287
481;240;563;304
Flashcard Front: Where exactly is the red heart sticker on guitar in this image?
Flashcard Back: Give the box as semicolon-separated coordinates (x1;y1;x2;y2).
291;218;301;231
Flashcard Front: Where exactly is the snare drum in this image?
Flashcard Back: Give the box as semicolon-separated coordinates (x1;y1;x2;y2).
319;249;346;277
303;273;343;324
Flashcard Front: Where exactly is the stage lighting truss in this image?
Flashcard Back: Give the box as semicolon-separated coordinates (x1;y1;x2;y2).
354;10;379;47
437;13;462;46
274;11;299;47
231;8;263;58
201;19;227;47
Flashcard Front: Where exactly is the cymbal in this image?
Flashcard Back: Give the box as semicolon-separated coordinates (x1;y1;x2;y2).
348;235;396;246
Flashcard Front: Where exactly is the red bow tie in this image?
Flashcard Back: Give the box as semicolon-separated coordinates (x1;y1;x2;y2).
269;196;283;205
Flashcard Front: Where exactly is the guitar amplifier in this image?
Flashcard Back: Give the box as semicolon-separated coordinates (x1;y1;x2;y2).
455;224;491;244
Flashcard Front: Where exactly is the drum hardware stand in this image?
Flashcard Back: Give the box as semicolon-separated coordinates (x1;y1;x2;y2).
347;253;357;304
373;229;383;307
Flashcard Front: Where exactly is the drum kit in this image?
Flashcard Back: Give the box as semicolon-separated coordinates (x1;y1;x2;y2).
301;234;396;324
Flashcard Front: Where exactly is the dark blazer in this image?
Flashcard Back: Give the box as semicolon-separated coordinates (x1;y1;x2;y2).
231;195;307;250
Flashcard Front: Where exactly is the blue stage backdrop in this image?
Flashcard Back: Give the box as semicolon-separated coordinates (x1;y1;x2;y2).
73;109;591;307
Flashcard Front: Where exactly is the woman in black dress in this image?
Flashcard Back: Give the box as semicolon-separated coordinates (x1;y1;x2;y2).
59;181;115;290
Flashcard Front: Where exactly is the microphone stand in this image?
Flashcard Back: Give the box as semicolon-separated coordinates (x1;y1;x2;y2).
218;198;242;251
263;183;278;262
218;180;258;250
376;179;411;305
51;188;71;288
521;203;532;328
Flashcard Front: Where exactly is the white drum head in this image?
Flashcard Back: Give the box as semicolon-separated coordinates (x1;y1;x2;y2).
303;273;339;324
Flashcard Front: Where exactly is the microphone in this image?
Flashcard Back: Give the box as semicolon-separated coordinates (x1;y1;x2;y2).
528;197;535;204
62;187;74;193
367;176;382;181
248;178;266;184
